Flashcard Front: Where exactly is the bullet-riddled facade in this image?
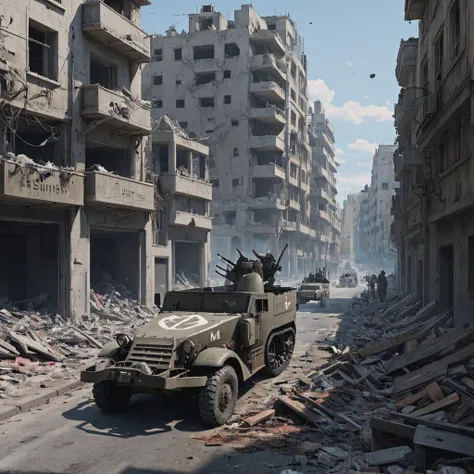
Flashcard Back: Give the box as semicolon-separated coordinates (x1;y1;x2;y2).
144;5;316;280
0;0;153;319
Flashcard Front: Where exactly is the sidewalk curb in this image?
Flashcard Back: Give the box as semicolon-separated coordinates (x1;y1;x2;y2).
0;380;83;422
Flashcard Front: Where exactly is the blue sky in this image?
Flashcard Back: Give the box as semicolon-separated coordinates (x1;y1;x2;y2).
141;1;417;204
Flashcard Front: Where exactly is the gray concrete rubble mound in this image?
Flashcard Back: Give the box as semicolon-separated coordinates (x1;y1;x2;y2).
0;274;159;400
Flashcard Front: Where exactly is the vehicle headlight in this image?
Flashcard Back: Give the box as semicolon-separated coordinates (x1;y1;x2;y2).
182;340;195;355
116;333;131;349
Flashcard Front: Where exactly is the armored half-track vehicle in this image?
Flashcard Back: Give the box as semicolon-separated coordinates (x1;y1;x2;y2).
81;245;297;427
297;271;330;307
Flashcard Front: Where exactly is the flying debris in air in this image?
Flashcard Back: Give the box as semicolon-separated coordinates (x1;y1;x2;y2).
369;73;376;79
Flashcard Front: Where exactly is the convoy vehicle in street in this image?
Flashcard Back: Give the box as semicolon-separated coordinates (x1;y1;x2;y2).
297;272;330;306
81;246;297;427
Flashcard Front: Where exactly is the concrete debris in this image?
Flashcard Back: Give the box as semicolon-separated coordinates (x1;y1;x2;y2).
174;272;199;291
0;273;158;400
153;114;188;139
197;279;474;473
86;164;114;174
1;153;75;176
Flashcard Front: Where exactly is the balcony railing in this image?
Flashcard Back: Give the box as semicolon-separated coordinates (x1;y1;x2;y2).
396;38;418;88
252;163;286;179
249;135;285;152
84;171;155;211
395;88;422;128
82;0;150;62
0;161;84;207
250;81;286;103
170;210;212;232
81;85;151;135
159;173;212;201
250;30;286;56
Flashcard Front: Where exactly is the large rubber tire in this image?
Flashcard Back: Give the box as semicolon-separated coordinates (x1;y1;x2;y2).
198;365;238;427
93;381;132;412
263;327;296;377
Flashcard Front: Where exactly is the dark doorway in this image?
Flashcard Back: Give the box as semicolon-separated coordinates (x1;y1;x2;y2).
439;245;454;311
154;258;168;307
175;242;200;286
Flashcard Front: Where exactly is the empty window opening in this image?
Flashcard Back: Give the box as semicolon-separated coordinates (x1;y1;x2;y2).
233;148;239;156
194;44;214;60
175;195;206;215
225;43;240;58
152;144;169;173
91;230;141;299
232;178;239;187
224;70;231;79
174;242;201;287
28;21;58;80
176;78;182;85
231;119;238;127
211;179;219;187
174;48;182;60
434;30;444;80
192;154;207;180
224;211;236;225
176;148;190;175
90;56;116;89
256;299;268;313
224;95;232;104
154;257;168;306
153;48;163;61
267;24;276;31
198;17;214;31
381;182;389;190
468;236;474;292
196;72;216;85
179;121;188;130
176;99;185;108
450;0;461;57
85;146;131;177
104;0;129;19
0;221;60;312
200;97;214;108
153;99;163;108
153;75;163;86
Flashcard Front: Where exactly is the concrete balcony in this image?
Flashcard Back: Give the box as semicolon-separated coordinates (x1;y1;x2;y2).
395;88;422;130
407;202;423;231
396;39;418;88
250;53;286;81
82;1;150;63
0;161;84;207
313;209;331;224
395;147;422;179
249;105;285;125
170;210;212;232
404;0;428;20
312;188;331;203
314;165;330;182
300;181;309;193
289;199;300;211
84;171;154;211
248;195;286;210
159;173;212;201
250;222;276;234
282;221;297;232
319;234;330;244
252;163;286;180
288;175;298;188
250;135;285;152
250;81;286;104
297;223;311;236
81;85;151;135
250;31;286;57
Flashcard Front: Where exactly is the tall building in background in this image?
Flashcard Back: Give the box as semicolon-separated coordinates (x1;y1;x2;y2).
341;193;360;262
308;101;341;277
144;4;314;280
369;145;397;271
355;185;371;263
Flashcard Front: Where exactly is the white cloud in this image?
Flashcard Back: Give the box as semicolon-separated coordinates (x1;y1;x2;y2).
335;147;345;155
364;95;369;99
308;79;393;125
348;139;378;155
337;158;346;165
345;61;353;67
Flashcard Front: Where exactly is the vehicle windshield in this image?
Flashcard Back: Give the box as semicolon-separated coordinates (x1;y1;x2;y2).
162;292;250;314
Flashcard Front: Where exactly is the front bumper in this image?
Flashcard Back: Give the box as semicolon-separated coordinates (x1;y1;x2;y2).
80;366;208;390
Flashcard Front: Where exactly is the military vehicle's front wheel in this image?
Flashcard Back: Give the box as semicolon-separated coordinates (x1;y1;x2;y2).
264;327;296;377
199;365;238;427
93;381;132;412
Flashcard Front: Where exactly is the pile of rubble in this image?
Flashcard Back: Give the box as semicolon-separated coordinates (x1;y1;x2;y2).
0;277;158;399
203;287;474;473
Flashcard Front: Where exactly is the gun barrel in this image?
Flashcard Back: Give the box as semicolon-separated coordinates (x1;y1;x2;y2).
217;253;235;266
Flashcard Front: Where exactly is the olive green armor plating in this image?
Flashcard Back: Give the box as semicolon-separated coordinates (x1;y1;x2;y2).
81;245;297;427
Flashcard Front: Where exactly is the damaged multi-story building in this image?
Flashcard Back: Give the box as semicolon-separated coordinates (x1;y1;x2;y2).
0;0;154;318
369;145;397;272
308;101;341;277
150;116;212;304
144;4;316;280
392;0;472;325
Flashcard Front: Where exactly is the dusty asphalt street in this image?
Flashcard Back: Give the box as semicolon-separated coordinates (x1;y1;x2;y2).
0;286;361;474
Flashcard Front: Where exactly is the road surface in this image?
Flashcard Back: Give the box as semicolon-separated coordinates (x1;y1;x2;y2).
0;286;361;474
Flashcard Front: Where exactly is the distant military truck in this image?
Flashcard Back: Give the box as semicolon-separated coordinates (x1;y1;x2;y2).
297;272;330;307
81;246;297;427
